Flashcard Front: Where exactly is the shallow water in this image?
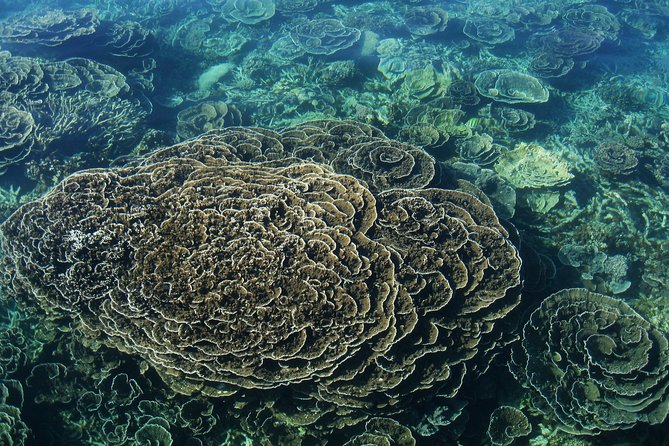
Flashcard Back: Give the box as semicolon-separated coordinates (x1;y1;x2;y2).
0;0;668;445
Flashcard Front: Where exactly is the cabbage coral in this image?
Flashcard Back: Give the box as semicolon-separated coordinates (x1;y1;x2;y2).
510;288;669;434
1;121;522;414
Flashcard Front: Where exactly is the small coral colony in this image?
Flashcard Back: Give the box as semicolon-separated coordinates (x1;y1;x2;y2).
1;0;669;445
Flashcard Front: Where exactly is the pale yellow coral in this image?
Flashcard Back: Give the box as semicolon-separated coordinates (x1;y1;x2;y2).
494;142;573;188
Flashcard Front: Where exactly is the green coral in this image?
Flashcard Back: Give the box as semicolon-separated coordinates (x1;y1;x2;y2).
494;142;573;189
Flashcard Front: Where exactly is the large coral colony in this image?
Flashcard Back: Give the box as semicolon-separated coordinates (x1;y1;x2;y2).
1;0;669;445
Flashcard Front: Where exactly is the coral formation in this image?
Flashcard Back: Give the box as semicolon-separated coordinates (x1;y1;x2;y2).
593;141;638;176
0;106;35;173
510;289;669;435
176;101;244;139
2;0;669;444
463;18;515;45
0;8;99;47
494;142;573;189
215;0;276;25
344;418;416;445
455;133;501;166
487;406;530;446
475;69;549;104
1;121;522;420
403;6;448;37
290;19;361;56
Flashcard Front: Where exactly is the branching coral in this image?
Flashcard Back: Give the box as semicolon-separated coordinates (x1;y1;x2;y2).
97;21;155;58
1;121;522;416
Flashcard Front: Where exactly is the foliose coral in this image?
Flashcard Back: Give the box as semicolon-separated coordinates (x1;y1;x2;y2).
487;406;530;446
0;106;35;173
214;0;276;25
280;120;438;191
462;18;515;45
494;142;573;189
343;418;415;445
475;69;549;104
176;101;244;139
490;106;536;134
593;141;638;176
447;79;480;107
0;54;47;96
455;133;501;166
1;121;522;418
562;4;619;40
0;8;99;47
289;19;361;56
510;288;669;435
403;6;448;36
531;27;604;58
529;53;575;78
0;403;29;446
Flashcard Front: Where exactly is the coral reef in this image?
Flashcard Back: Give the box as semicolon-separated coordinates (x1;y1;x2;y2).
176;101;244;139
215;0;275;25
1;0;669;444
403;6;448;37
463;18;515;45
0;106;35;173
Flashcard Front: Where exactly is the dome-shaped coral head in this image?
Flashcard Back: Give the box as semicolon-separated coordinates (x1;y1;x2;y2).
0;121;522;407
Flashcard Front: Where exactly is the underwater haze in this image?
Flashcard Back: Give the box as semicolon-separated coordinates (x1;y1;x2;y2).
1;0;669;445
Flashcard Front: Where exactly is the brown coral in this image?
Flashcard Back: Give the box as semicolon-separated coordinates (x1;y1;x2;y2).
280;120;437;192
593;141;638;176
1;121;521;416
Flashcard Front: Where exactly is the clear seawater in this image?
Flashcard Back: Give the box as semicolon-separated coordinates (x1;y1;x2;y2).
1;0;669;445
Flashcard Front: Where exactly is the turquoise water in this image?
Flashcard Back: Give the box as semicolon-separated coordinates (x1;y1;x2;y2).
1;1;669;445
